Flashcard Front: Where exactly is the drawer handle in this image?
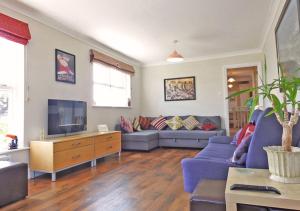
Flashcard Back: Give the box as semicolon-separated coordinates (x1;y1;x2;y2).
72;155;81;159
107;145;113;149
72;142;81;147
106;136;113;140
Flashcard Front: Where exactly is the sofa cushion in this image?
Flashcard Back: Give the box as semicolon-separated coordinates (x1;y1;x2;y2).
122;131;159;142
199;121;217;131
132;117;142;131
195;116;222;130
237;123;255;145
139;116;151;130
120;116;133;133
230;134;253;165
195;143;236;160
231;128;242;145
151;116;167;130
159;130;222;140
182;116;200;130
165;116;183;130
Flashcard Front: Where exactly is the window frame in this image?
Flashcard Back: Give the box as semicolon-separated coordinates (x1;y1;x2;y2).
0;37;25;151
91;62;133;108
0;85;14;150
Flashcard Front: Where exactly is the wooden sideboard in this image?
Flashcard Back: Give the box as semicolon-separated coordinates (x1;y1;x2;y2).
30;131;121;181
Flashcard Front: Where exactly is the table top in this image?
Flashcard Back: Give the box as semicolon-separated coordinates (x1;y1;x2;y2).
225;168;300;210
31;131;120;143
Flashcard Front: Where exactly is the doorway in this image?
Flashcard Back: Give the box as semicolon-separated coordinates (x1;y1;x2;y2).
227;66;258;136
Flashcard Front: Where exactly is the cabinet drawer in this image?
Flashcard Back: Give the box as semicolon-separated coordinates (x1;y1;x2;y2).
94;133;121;143
54;138;93;152
95;140;120;158
54;145;93;170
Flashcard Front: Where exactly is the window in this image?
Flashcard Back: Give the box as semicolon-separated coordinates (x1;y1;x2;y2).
0;37;24;150
93;62;132;107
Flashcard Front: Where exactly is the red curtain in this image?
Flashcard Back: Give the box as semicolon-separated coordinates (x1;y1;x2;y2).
0;13;31;45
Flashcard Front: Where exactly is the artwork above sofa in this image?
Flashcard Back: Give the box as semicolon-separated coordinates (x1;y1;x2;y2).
116;115;226;151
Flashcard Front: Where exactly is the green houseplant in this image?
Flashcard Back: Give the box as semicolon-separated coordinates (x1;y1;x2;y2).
227;63;300;183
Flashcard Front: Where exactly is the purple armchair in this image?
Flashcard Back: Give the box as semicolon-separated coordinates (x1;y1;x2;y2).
182;108;300;193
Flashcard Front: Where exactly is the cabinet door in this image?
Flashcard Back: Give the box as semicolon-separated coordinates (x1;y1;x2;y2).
54;145;93;170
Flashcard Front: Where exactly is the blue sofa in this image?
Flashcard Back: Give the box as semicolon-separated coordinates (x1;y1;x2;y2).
181;108;300;193
118;115;226;151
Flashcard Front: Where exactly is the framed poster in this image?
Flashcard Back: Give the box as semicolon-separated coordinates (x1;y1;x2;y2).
275;0;300;78
55;49;76;84
164;76;196;101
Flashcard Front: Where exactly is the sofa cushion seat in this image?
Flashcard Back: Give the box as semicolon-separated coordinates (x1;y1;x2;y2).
195;143;236;160
159;130;224;140
122;131;158;142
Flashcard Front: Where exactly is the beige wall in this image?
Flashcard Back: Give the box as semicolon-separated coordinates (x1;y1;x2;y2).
262;0;286;107
262;0;300;106
0;6;142;153
141;53;264;131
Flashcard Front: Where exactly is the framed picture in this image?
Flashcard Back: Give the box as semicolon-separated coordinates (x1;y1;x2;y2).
164;76;196;101
55;49;76;84
275;0;300;78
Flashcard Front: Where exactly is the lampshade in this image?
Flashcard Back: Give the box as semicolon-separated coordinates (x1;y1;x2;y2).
166;40;184;63
167;50;184;62
228;77;235;83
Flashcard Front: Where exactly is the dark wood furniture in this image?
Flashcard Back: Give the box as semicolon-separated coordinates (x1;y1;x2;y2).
0;161;28;207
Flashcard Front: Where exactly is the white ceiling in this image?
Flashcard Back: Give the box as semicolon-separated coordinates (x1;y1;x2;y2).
1;0;275;65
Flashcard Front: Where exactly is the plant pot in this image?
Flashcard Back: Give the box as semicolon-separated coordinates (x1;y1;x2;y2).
264;146;300;183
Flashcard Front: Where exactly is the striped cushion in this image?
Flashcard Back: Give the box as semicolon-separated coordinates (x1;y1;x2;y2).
165;116;183;130
120;116;133;133
139;116;151;129
132;117;142;131
183;116;200;130
151;116;167;130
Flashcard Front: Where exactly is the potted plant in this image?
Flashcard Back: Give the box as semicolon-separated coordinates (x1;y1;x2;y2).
227;62;300;183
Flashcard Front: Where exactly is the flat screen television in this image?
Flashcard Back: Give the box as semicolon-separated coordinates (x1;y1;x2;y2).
48;99;87;135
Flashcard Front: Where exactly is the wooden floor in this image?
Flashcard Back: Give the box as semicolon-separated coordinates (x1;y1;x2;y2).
2;148;198;211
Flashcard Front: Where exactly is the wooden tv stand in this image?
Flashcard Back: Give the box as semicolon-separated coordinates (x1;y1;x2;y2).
30;131;121;181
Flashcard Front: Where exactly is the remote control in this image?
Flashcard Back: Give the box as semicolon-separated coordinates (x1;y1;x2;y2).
230;184;281;195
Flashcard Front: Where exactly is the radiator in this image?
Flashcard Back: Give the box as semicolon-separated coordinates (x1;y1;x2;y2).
0;155;10;161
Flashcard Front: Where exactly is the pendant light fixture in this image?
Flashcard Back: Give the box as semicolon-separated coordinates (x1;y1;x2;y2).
228;77;236;83
166;40;184;63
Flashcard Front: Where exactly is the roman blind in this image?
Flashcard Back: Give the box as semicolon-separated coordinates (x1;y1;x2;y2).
90;49;134;74
0;13;31;45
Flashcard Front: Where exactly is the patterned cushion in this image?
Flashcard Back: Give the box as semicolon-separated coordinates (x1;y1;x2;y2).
198;119;217;131
230;134;253;165
165;116;184;130
120;116;133;133
182;116;200;130
139;116;151;130
231;128;242;145
132;117;142;131
237;123;255;146
151;116;167;130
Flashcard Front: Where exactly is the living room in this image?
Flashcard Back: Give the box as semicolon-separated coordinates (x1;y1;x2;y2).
0;0;300;210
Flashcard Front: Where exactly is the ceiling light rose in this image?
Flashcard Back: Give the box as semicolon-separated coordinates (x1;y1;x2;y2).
167;40;184;63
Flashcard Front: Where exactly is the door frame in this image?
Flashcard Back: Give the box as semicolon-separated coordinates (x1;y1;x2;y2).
222;62;263;135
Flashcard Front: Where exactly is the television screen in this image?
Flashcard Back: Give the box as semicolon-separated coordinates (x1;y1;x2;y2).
48;99;87;135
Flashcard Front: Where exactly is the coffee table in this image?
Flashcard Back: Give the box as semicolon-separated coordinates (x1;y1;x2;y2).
225;167;300;211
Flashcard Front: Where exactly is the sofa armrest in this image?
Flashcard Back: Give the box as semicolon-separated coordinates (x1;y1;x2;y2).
181;158;230;193
209;136;232;144
216;129;226;136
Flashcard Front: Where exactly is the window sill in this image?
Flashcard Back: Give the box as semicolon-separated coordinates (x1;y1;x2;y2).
92;105;132;109
0;147;30;155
